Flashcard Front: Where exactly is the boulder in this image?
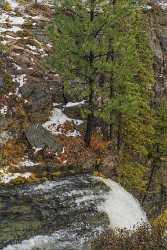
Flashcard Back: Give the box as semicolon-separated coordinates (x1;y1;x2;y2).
25;124;62;153
160;36;167;51
20;83;51;112
20;80;64;113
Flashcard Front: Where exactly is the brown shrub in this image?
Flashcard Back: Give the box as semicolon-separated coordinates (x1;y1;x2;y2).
91;224;167;250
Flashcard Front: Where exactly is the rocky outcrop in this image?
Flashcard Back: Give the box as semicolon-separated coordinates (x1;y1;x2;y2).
144;3;167;215
25;124;63;153
148;4;167;100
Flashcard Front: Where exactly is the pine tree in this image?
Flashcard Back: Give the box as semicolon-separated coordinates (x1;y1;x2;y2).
47;0;114;146
48;1;155;166
99;1;155;193
47;0;157;195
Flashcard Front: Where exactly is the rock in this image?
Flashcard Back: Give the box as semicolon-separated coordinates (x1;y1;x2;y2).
64;106;83;120
0;118;11;131
0;131;13;147
160;35;167;51
25;124;62;153
20;83;51;112
20;79;64;113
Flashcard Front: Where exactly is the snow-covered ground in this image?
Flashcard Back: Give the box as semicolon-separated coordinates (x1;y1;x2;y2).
0;5;24;34
43;107;83;137
0;0;49;100
0;156;39;184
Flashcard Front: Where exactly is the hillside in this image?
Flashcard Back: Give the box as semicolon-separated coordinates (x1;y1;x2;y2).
0;0;167;249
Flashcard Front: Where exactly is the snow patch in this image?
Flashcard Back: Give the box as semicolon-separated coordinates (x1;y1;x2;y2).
65;100;85;108
0;172;32;184
0;106;8;115
18;159;39;168
43;108;83;137
13;74;27;88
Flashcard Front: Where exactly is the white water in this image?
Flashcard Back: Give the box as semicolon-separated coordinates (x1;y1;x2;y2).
95;177;148;230
2;176;148;250
2;230;85;250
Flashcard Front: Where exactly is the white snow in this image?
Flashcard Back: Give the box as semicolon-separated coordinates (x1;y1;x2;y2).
144;5;152;10
18;159;39;168
65;100;85;108
0;172;32;184
13;74;27;88
12;74;27;97
33;147;43;154
0;3;24;34
6;0;19;10
13;63;22;70
0;26;21;33
95;177;148;230
66;130;81;137
0;14;24;25
158;1;167;9
1;40;8;45
0;106;8;115
43;108;83;137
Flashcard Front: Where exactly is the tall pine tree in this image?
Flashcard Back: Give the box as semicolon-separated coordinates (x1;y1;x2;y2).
48;0;155;190
48;0;114;146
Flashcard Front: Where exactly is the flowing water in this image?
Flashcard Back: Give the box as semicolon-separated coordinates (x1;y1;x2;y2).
0;175;148;250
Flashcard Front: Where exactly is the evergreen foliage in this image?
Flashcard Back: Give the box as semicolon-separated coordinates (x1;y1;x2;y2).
48;0;167;196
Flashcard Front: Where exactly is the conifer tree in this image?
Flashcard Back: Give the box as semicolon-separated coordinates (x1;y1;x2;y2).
47;0;157;195
48;1;155;160
99;1;155;193
48;0;114;146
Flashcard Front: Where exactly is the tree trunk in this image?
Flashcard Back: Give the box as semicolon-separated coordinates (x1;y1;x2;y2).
117;113;122;152
142;144;160;205
85;71;94;146
142;163;156;205
62;84;67;105
85;113;94;146
84;0;95;147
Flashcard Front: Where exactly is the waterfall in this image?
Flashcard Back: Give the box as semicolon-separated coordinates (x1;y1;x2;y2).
95;177;148;230
1;175;148;250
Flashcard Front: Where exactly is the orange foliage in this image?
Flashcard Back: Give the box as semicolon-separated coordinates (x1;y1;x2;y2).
3;140;26;165
55;135;95;167
90;135;108;154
